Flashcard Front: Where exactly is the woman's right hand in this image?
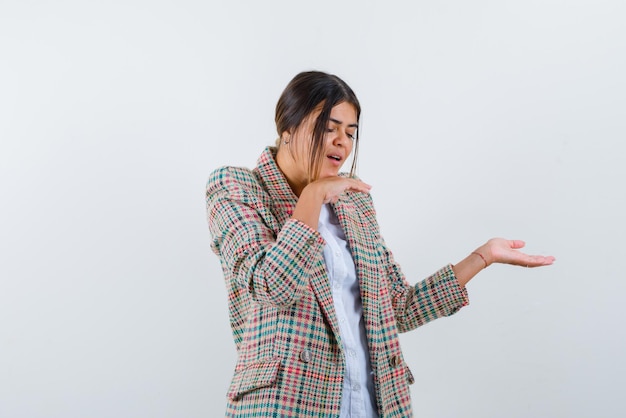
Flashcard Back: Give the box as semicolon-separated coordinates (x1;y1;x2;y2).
306;176;372;204
292;177;371;230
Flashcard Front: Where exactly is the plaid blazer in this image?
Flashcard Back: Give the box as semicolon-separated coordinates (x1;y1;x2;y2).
206;147;469;417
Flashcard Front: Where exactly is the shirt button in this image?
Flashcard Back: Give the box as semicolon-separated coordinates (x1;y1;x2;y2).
333;282;341;290
352;383;361;391
348;349;356;358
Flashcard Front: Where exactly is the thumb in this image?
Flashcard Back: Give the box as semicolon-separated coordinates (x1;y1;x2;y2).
508;239;526;250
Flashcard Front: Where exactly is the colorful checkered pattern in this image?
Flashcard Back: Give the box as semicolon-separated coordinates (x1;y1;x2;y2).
206;147;469;417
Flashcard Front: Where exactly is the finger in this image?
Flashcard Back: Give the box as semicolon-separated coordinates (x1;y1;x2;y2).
345;180;371;194
508;239;526;250
348;179;371;188
347;176;372;188
348;185;372;194
533;255;556;266
524;255;556;267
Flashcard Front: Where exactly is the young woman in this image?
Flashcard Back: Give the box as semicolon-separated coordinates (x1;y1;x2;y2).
206;71;555;417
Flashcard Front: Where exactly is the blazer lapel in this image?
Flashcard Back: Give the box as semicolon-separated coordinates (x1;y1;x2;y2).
255;147;343;342
332;195;380;345
308;261;343;342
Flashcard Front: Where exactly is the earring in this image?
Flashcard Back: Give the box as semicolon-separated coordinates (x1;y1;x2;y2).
283;135;290;145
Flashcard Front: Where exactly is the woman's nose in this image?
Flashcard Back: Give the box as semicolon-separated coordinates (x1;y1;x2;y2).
332;129;350;145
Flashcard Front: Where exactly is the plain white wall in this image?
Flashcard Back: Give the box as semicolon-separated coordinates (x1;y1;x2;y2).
1;1;624;417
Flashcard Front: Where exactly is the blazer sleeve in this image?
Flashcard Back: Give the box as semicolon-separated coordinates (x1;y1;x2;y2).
357;190;469;333
378;238;469;333
206;166;325;308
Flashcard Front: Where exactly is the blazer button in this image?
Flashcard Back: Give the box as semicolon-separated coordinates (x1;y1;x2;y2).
407;367;415;384
389;354;402;368
306;237;315;245
300;350;312;363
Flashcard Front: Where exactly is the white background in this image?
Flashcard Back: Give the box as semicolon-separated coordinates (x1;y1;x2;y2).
1;1;625;417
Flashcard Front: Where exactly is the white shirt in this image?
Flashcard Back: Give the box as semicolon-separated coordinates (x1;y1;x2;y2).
318;204;378;418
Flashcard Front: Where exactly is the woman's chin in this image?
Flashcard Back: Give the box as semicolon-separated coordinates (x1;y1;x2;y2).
319;171;340;179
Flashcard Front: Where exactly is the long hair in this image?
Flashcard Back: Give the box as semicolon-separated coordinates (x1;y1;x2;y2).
275;71;361;181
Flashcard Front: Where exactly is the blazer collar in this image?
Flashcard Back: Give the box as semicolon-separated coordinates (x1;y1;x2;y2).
255;146;298;224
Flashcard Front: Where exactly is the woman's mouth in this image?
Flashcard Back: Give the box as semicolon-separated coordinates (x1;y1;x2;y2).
327;154;343;166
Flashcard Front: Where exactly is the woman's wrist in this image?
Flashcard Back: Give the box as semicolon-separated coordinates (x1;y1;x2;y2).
291;184;324;230
452;244;495;286
471;251;488;269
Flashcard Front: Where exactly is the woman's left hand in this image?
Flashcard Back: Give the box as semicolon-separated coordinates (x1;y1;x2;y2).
476;238;555;268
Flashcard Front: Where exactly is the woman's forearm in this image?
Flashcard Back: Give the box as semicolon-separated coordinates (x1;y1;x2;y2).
291;185;324;230
452;251;489;287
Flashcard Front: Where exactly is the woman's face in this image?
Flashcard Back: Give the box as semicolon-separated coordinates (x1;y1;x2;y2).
281;101;358;187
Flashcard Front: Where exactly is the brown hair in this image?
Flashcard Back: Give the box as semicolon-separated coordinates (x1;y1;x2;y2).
275;71;361;181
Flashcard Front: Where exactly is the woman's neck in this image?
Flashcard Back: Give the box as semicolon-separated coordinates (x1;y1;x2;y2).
275;147;307;197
